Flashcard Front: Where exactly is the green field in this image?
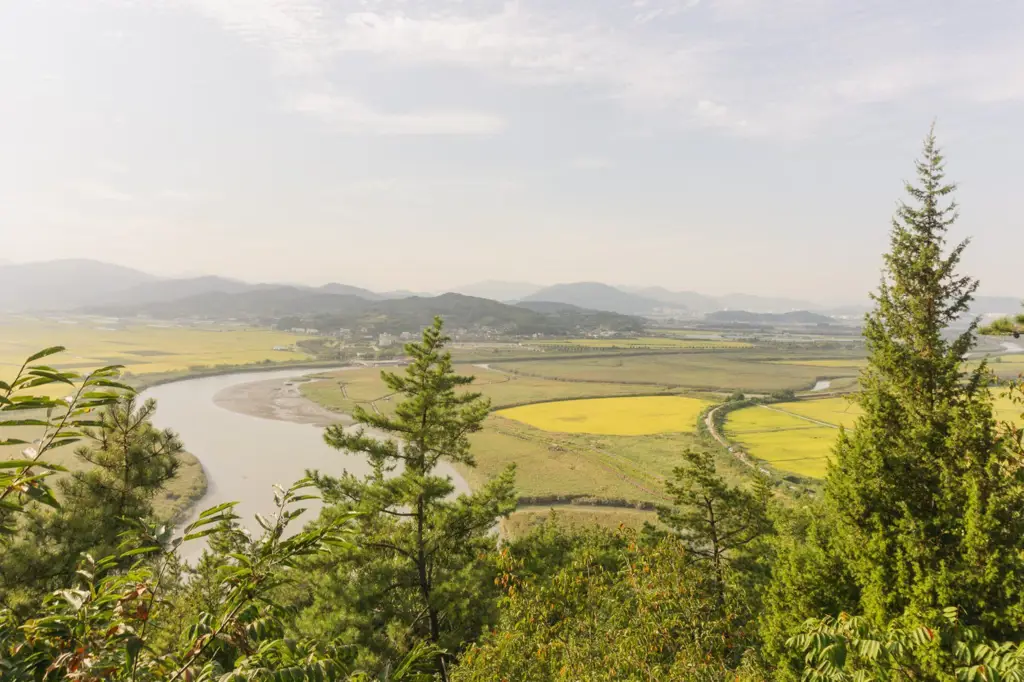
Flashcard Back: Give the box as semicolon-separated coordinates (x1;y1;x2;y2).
0;319;315;377
492;352;856;392
537;337;751;349
725;393;1024;479
300;364;673;418
772;359;868;368
497;396;713;436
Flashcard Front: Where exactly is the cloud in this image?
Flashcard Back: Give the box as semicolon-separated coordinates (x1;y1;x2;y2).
291;93;504;135
69;180;135;203
570;156;614;170
177;0;1024;139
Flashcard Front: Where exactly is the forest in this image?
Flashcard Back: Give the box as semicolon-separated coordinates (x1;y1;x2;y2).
3;132;1024;681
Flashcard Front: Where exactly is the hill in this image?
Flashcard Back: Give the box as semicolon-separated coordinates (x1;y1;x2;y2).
522;282;677;316
454;281;542;301
318;282;386;299
704;310;836;325
629;286;818;314
0;259;159;312
89;289;644;336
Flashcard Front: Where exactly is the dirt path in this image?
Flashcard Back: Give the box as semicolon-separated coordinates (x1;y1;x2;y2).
704;404;729;447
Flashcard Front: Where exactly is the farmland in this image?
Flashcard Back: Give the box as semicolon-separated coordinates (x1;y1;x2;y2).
491;351;860;392
724;392;1024;480
536;337;752;350
299;365;673;418
497;396;712;436
0;318;315;377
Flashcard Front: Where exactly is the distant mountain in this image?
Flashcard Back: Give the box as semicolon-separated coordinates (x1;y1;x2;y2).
318;282;385;299
704;310;836;325
625;286;818;314
0;259;159;312
90;289;644;336
523;282;677;315
628;287;720;313
717;293;819;313
515;301;587;313
454;281;542;302
99;276;276;307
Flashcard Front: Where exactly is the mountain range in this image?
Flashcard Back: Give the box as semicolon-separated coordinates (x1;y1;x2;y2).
2;260;1019;322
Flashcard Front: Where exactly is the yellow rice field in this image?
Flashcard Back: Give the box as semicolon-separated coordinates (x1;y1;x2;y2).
496;396;714;436
725;393;1024;479
537;337;752;350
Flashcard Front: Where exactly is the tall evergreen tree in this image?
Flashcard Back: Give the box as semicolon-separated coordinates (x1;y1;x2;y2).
821;128;1024;631
293;317;517;679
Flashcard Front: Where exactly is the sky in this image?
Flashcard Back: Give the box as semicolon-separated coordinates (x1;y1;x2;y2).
1;0;1023;304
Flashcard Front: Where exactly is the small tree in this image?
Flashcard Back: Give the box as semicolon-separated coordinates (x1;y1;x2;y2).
296;317;517;679
1;396;185;607
657;450;773;602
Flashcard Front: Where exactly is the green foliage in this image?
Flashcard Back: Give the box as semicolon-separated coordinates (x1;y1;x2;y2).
1;347;133;539
770;389;797;402
450;526;767;681
764;128;1024;677
294;317;517;678
1;395;187;612
788;607;1024;681
979;304;1024;337
656;450;773;600
0;478;371;681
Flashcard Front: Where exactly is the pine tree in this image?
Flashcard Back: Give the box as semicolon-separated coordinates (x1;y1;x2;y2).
656;450;772;603
294;317;517;679
822;127;1024;632
0;395;184;608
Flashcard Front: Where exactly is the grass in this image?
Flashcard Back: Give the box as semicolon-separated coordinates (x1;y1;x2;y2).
503;506;658;538
497;396;713;436
0;318;315;378
493;352;853;392
537;337;752;349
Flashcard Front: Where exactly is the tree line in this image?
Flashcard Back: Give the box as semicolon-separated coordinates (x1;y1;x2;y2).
3;128;1024;680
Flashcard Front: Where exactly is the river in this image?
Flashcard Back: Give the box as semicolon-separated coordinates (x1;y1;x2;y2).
145;368;469;561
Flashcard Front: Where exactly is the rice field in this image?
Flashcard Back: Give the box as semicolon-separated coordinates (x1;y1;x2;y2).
725;393;1024;479
0;319;314;377
496;395;713;436
537;337;751;350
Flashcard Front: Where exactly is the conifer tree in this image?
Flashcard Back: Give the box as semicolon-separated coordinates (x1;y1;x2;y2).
295;317;517;679
823;127;1024;632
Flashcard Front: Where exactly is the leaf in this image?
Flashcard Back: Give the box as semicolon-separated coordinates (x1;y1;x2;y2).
0;460;67;471
119;545;161;559
26;346;66;364
199;501;238;519
0;419;51;427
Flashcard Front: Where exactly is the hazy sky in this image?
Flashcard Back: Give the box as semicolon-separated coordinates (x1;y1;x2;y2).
2;0;1023;303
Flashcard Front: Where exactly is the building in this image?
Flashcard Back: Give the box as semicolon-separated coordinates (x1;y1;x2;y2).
378;333;396;347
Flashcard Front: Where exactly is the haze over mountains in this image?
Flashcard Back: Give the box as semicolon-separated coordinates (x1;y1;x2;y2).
1;260;1020;322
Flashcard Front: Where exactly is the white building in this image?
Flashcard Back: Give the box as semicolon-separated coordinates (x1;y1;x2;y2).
378;333;396;347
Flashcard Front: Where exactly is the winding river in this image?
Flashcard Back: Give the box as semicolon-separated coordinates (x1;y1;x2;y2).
145;368;469;561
